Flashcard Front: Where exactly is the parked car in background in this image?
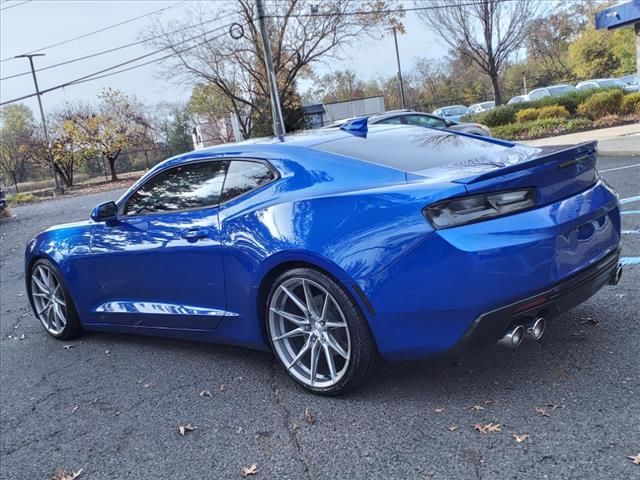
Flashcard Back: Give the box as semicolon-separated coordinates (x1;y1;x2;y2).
0;188;9;219
526;84;578;101
468;101;495;114
617;73;639;93
324;110;491;136
507;95;527;104
432;105;470;122
576;78;626;91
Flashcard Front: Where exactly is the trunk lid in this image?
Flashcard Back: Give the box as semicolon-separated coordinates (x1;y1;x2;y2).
415;141;599;205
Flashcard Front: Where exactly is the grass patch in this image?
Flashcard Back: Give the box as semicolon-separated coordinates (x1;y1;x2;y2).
8;192;37;205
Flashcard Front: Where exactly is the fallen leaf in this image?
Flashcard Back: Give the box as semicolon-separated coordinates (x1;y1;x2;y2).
290;423;299;431
105;350;110;355
627;453;640;465
71;405;78;414
513;434;529;443
473;422;501;434
143;383;152;388
16;293;24;297
572;330;587;337
240;464;258;477
547;404;566;410
483;399;497;405
63;345;75;350
615;293;625;299
580;318;599;326
199;389;212;398
19;334;25;340
304;407;316;425
449;424;458;432
434;407;445;413
219;384;226;391
471;405;485;411
49;467;83;480
178;423;196;436
535;407;550;417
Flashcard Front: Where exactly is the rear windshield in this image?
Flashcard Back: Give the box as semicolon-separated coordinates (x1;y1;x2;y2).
311;127;512;173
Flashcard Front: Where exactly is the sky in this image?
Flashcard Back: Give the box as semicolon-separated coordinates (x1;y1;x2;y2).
0;0;447;114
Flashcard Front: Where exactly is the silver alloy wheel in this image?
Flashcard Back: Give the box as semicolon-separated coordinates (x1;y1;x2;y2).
30;264;68;336
269;277;351;389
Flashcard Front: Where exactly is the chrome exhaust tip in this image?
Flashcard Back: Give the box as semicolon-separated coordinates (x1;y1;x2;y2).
524;317;545;341
608;264;623;286
498;325;524;349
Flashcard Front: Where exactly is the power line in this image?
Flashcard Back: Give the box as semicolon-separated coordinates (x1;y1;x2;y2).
0;0;32;12
0;1;186;62
0;21;244;106
1;10;241;81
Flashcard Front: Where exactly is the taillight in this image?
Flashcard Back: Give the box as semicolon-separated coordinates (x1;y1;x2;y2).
423;189;536;229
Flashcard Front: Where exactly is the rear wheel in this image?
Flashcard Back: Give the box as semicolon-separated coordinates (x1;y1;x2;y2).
28;259;82;340
266;268;380;395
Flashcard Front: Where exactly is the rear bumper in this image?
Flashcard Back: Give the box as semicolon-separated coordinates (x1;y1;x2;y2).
358;181;621;362
448;248;621;355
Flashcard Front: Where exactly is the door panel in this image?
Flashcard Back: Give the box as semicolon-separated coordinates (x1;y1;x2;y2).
84;160;230;331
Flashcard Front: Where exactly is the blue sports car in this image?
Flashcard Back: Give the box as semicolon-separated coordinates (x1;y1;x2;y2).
25;121;623;395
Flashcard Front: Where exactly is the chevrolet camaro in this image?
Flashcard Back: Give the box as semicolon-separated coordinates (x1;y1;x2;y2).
25;121;623;395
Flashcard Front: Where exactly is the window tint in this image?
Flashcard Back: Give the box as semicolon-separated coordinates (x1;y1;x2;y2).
124;161;228;215
221;160;275;203
404;114;446;128
528;89;549;100
376;116;404;125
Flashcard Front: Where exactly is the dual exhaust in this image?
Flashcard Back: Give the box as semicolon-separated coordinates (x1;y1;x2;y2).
497;317;546;349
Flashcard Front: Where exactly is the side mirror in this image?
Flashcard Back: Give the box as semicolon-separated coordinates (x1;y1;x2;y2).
91;201;118;223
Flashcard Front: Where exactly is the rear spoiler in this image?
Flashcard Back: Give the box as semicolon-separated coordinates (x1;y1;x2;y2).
453;141;598;185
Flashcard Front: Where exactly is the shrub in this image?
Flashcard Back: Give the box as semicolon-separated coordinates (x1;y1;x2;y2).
621;92;640;114
516;108;540;122
472;105;517;127
8;192;36;205
537;105;570;119
577;89;624;119
491;117;594;141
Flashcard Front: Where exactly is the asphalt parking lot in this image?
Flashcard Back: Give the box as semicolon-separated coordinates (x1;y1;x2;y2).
1;155;638;480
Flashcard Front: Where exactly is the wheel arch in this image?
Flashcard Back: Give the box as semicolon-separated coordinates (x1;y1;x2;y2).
255;256;377;349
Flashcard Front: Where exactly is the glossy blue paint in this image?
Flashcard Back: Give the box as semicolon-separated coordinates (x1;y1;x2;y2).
25;125;622;361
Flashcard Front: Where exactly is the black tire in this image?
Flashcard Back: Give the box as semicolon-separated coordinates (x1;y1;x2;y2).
28;258;83;341
266;267;380;396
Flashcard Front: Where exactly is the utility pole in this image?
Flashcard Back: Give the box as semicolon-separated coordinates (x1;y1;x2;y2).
390;27;406;109
15;53;62;194
255;0;286;137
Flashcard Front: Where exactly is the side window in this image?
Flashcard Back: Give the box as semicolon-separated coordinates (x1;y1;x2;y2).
123;161;228;216
221;160;275;203
376;116;404;125
405;114;446;128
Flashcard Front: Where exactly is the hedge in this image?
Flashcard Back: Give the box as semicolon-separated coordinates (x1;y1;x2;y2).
537;105;569;119
491;117;593;141
464;88;620;127
577;89;624;119
621;92;640;114
516;108;539;122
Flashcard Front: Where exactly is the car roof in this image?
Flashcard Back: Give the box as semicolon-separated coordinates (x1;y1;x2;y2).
155;124;513;175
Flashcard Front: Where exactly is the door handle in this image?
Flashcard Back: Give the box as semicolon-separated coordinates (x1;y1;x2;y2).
181;228;210;242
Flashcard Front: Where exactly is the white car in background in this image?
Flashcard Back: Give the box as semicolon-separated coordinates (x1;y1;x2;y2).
576;78;626;91
468;101;495;114
617;74;638;93
526;84;578;101
432;105;471;122
507;95;527;104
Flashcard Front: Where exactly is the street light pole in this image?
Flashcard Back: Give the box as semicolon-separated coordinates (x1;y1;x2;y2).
255;0;286;137
15;53;62;194
390;27;406;109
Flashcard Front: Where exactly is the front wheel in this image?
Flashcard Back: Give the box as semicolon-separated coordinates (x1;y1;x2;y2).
266;268;380;395
28;259;82;340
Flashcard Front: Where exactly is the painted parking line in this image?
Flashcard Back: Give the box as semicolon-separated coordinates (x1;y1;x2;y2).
600;163;640;173
621;257;640;266
620;195;640;205
621;210;640;215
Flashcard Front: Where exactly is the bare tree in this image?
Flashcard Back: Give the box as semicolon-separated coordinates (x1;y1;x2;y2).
145;0;403;137
416;0;541;105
